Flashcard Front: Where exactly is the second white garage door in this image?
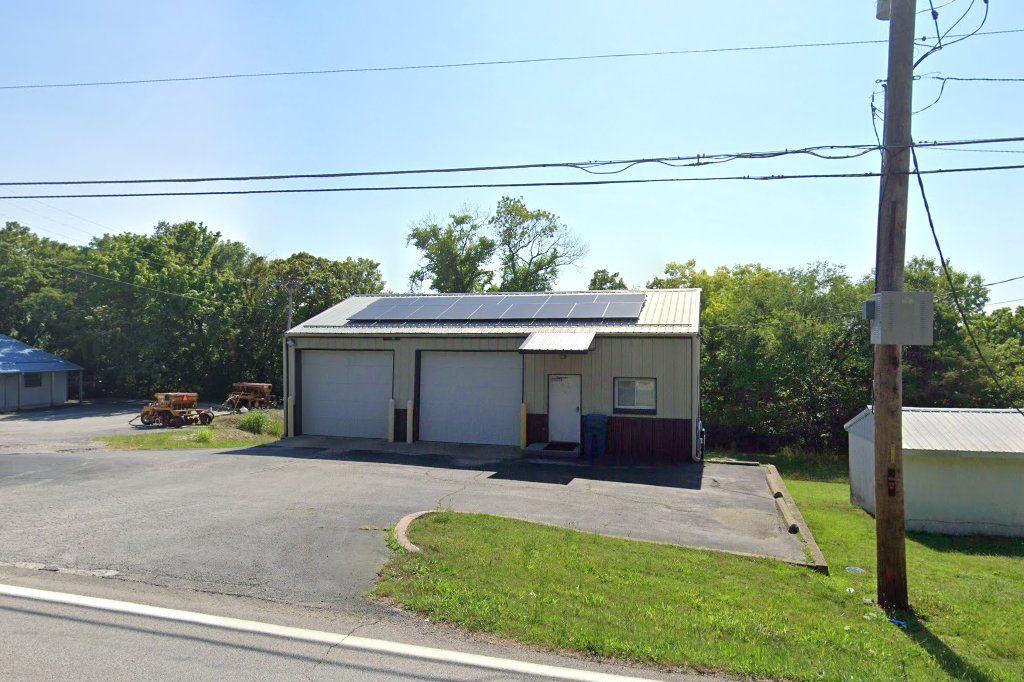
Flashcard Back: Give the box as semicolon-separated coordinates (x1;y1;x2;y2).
419;351;523;446
300;350;393;438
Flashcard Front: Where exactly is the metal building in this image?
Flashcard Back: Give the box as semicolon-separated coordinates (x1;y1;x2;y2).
284;290;701;464
845;406;1024;537
0;335;83;411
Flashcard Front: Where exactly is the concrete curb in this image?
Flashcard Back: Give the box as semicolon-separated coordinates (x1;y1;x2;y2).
763;464;830;575
394;510;434;553
395;506;824;574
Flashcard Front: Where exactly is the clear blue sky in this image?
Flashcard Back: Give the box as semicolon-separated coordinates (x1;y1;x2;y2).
2;1;1022;306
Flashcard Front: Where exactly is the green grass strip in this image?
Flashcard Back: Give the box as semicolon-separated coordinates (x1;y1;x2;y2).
374;477;1023;681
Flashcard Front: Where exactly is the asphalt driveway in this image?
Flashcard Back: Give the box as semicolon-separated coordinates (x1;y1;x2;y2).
0;401;146;451
0;404;806;615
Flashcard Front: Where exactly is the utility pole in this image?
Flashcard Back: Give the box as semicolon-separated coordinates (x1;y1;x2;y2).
873;0;916;611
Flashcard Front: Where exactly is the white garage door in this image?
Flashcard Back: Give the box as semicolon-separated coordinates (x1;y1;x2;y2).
419;351;523;446
300;350;393;438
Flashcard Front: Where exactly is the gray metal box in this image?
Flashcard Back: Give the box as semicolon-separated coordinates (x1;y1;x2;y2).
865;291;934;346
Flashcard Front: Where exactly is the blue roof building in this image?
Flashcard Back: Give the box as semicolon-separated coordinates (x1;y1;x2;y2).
0;335;82;411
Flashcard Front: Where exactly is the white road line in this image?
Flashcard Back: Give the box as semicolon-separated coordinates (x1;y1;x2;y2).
0;583;662;682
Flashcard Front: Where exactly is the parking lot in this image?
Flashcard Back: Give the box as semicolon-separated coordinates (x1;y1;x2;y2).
0;404;806;614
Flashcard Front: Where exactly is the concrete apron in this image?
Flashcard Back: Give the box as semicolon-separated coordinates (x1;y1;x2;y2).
273;436;812;566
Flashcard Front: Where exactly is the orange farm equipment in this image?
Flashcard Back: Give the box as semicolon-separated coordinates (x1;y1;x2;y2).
223;382;277;411
138;392;214;428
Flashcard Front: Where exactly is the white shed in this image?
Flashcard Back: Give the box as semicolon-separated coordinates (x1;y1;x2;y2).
845;407;1024;537
0;335;82;411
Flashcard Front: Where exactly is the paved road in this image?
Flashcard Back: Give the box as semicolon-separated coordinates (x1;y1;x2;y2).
1;578;714;682
0;404;789;680
0;444;803;612
0;401;145;452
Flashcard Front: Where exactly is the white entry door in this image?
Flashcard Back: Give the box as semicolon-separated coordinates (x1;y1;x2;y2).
548;374;581;443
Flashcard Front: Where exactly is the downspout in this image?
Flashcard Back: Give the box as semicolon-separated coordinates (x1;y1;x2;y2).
691;332;702;462
282;334;288;438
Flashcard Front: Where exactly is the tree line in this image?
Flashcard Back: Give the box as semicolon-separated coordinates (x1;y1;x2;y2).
2;196;1021;453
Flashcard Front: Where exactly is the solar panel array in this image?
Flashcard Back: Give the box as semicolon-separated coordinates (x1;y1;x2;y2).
348;293;646;323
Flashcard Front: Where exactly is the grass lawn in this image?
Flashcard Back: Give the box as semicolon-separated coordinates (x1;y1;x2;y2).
98;410;283;450
374;456;1024;681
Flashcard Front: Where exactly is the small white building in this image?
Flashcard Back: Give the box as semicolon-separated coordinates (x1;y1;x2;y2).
0;335;83;411
845;407;1024;537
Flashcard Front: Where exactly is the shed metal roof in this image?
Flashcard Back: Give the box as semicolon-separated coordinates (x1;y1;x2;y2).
844;406;1024;456
0;335;82;374
519;331;596;353
288;289;700;336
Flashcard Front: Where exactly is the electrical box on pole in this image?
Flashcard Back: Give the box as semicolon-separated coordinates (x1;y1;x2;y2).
864;292;934;346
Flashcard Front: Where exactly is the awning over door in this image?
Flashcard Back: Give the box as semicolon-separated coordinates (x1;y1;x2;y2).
518;331;595;354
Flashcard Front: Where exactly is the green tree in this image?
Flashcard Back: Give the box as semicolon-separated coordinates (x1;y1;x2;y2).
588;269;627;290
0;222;83;345
272;251;385;327
649;260;872;452
981;305;1024;407
902;257;989;408
407;212;495;293
490;196;586;292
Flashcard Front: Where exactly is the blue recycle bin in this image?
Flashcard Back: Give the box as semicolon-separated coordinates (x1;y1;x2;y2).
582;413;609;461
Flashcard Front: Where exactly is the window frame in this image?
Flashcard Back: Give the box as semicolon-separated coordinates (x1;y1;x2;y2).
23;372;43;389
613;377;657;415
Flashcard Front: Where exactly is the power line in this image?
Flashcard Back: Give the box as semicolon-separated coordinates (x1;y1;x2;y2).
914;73;1024;115
915;0;991;69
910;145;1024;418
3;162;1024;200
3;28;1022;92
984;274;1024;287
987;296;1024;307
5;137;1021;189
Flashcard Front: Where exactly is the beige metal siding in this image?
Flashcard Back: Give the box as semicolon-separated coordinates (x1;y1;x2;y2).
524;336;692;419
290;334;693;429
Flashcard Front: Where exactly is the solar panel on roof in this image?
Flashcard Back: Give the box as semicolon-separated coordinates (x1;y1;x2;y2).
504;295;550;305
604;301;644;318
534;302;575;319
555;294;598;304
468;303;512;320
501;303;541;319
348;300;393;320
438;303;482;320
406;304;453;320
595;292;646;304
567;302;608;319
349;292;647;323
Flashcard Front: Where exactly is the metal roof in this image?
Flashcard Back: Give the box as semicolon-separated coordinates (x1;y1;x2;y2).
0;335;82;374
518;331;596;353
845;406;1024;456
288;289;700;336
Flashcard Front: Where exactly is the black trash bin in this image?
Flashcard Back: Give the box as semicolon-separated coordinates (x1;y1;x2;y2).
582;414;609;461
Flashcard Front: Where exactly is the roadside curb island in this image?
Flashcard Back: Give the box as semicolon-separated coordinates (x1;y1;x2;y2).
394;511;434;553
762;464;830;574
394;480;829;575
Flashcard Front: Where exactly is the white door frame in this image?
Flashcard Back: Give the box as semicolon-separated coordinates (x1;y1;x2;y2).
547;374;581;443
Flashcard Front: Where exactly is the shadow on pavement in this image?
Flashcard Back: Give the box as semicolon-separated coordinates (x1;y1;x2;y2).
217;442;704;490
0;400;143;422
